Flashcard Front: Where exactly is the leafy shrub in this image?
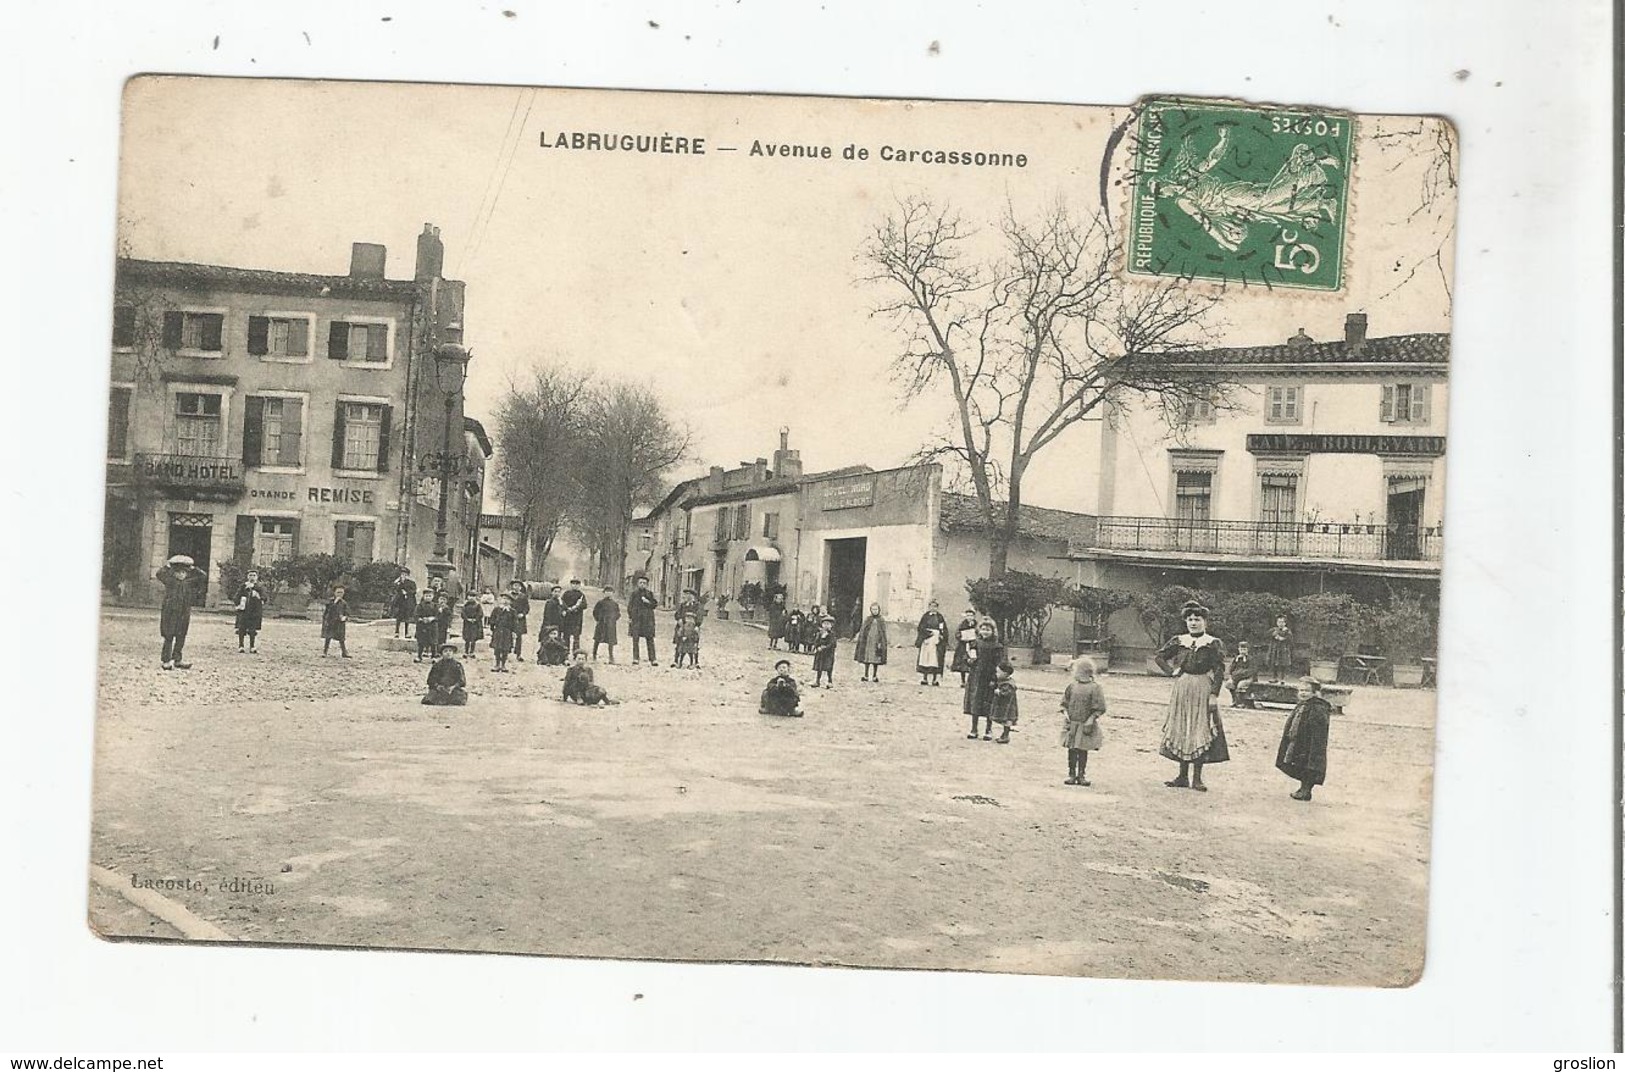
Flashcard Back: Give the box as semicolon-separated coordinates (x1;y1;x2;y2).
1374;591;1435;661
966;570;1072;646
353;560;405;604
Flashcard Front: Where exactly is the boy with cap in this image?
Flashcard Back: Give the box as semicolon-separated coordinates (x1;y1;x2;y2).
155;554;206;670
321;584;351;658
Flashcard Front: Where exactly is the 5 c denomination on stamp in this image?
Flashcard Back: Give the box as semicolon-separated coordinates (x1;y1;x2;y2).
1128;97;1354;291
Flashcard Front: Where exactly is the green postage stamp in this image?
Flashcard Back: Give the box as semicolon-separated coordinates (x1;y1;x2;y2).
1128;98;1355;290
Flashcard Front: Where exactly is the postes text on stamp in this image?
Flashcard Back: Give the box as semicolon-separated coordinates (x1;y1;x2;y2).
1128;98;1354;291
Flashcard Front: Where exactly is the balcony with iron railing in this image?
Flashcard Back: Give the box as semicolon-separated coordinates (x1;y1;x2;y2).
131;452;246;501
1087;515;1442;563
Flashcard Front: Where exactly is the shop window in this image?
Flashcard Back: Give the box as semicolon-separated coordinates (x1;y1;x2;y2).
335;520;376;564
243;396;305;469
174;392;223;457
1380;382;1432;425
107;386;132;460
162;311;225;354
1265;385;1302;424
327;320;390;364
256;518;298;563
332;401;392;472
248;315;312;360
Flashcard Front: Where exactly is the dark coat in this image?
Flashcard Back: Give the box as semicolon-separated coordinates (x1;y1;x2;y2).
628;589;659;637
427;655;466;691
461;598;484;641
390;577;417;620
854;614;889;665
989;679;1020;725
559;589;588;633
811;630;838;673
965;640;1006;717
592;596;622;644
760;674;801;716
1277;695;1332;786
234;583;265;634
487;606;517;653
950;616;978;673
322;597;349;639
156;566;203;636
766;602;788;639
541;596;566;630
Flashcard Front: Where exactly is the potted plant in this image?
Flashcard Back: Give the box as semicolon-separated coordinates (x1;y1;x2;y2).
1378;592;1434;687
738;580;764;623
715;593;732;621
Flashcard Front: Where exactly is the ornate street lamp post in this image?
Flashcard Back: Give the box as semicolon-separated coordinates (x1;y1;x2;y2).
421;325;474;587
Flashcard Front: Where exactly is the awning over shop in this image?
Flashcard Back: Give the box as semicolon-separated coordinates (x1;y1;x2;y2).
744;546;782;563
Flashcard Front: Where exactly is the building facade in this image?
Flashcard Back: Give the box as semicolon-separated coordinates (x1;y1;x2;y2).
1070;312;1447;648
103;225;476;605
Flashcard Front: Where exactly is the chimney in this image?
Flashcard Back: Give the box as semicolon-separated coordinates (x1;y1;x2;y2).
772;426;803;482
1287;328;1313;348
415;223;444;282
1344;312;1369;352
349;242;387;280
707;465;725;493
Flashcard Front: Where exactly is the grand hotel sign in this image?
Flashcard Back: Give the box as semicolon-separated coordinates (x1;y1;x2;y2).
1246;433;1446;457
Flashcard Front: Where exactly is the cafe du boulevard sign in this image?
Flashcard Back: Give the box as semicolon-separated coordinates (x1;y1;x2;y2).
1246;433;1446;457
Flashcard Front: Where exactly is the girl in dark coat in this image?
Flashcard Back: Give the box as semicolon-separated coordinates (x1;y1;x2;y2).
784;607;806;654
802;605;824;654
854;604;889;682
950;609;979;687
486;595;517;672
1277;678;1333;800
964;619;1005;740
914;600;948;685
1154;601;1230;791
156;556;206;669
460;595;484;657
988;661;1020;744
810;617;838;688
234;569;266;653
321;585;351;658
592;589;621;663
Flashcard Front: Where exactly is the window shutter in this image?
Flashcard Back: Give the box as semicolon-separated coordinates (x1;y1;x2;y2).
288;318;309;357
288;519;301;557
328;321;349;360
246;316;269;355
331;402;347;468
242;396;264;467
1413;383;1431;424
1286;387;1299;420
1380;384;1395;422
280;398;303;466
200;314;224;352
234;516;257;564
377;405;393;472
161;311;183;349
112;306;136;348
367;324;388;361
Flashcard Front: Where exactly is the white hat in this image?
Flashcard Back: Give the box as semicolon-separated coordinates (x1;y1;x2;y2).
167;554;195;567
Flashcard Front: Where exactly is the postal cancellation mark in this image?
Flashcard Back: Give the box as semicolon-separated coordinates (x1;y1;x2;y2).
1128;98;1354;291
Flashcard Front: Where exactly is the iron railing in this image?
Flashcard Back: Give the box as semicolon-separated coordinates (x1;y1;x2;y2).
1090;515;1442;562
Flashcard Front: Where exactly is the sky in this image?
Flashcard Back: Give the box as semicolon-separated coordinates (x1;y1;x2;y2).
116;77;1455;513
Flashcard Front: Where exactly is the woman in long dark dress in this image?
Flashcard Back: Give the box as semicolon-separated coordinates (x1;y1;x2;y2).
963;618;1006;740
1153;600;1230;791
914;600;949;686
1277;678;1333;801
156;555;206;669
766;592;787;651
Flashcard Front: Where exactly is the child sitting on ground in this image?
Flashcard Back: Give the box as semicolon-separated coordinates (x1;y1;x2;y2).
672;612;702;669
486;594;516;672
538;625;570;666
562;652;618;705
421;643;468;705
990;660;1020;743
759;659;804;717
1060;655;1106;785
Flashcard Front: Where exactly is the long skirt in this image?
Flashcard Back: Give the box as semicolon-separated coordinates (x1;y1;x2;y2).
916;640;942;673
1159;673;1230;764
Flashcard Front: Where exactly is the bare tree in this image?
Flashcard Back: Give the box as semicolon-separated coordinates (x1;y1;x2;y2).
493;364;593;578
568;381;690;592
861;195;1224;576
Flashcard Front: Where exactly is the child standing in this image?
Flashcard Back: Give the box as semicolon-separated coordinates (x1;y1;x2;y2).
460;593;484;658
759;659;803;717
1266;615;1293;679
951;608;979;688
421;643;468;705
1276;678;1333;801
989;661;1020;743
1060;656;1107;785
414;592;439;662
389;566;417;638
321;584;351;658
810;616;838;689
487;593;516;672
784;607;806;654
854;603;888;683
507;581;531;663
435;592;455;652
672;612;702;669
964;619;1005;740
592;588;622;663
234;569;266;654
766;592;787;651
